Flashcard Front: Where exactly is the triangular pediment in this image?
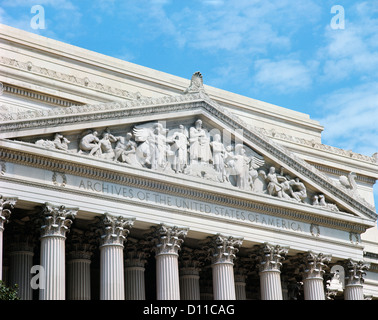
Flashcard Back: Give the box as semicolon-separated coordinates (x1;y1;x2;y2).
0;87;376;224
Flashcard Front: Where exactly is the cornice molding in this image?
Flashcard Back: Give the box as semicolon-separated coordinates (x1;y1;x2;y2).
0;55;149;102
2;83;81;108
255;126;378;166
307;162;377;185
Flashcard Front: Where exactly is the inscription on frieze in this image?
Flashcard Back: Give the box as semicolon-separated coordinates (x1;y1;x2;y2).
3;162;359;243
77;177;304;233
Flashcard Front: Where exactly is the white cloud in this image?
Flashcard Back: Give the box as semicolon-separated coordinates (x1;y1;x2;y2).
316;82;378;156
0;0;82;40
253;59;313;93
319;1;378;82
1;0;76;10
121;0;321;54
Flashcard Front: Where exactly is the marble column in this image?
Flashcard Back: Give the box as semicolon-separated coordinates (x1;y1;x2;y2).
258;243;288;300
152;224;188;300
302;251;331;300
124;239;150;300
234;274;247;300
234;258;249;300
0;196;17;281
343;259;369;300
179;247;202;300
208;234;243;300
199;268;213;300
67;244;94;300
97;213;134;300
66;229;96;300
8;243;34;300
39;203;77;300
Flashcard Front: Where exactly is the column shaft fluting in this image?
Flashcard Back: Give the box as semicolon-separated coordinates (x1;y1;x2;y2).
235;281;246;300
67;258;91;300
100;244;125;300
38;203;77;300
96;213;134;300
301;251;331;301
212;262;235;300
344;284;364;300
124;240;149;300
344;259;369;300
156;253;180;300
257;243;288;300
260;270;283;300
303;277;324;300
9;247;34;300
180;268;201;300
0;196;16;281
152;224;188;300
125;266;146;300
208;234;243;300
39;235;66;300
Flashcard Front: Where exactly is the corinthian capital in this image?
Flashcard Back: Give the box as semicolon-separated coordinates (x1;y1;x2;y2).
97;212;134;247
302;251;331;280
67;228;97;260
125;238;151;267
152;224;188;255
258;243;289;272
344;259;370;286
208;234;243;265
40;202;77;238
0;195;17;229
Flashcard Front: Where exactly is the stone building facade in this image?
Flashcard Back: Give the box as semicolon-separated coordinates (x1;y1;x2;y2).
1;24;378;300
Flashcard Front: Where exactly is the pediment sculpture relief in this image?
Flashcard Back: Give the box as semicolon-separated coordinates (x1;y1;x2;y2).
26;118;341;213
35;133;70;151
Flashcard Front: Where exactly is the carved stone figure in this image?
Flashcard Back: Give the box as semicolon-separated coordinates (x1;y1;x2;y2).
265;167;285;198
40;118;350;214
210;134;226;179
328;265;344;292
233;144;251;190
339;172;358;196
79;130;101;156
189;119;212;164
224;145;235;182
248;154;265;191
134;122;170;170
170;125;189;173
113;132;138;165
99;130;118;160
288;178;307;202
313;194;339;212
149;123;170;170
320;194;339;211
36;133;70;151
253;170;268;193
183;71;205;94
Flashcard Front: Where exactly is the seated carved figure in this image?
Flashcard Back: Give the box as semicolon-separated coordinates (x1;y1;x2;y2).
99;131;118;160
289;178;307;202
79;130;101;156
114;132;137;165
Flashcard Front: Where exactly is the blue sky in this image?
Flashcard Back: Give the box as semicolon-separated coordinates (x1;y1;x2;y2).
1;0;377;208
